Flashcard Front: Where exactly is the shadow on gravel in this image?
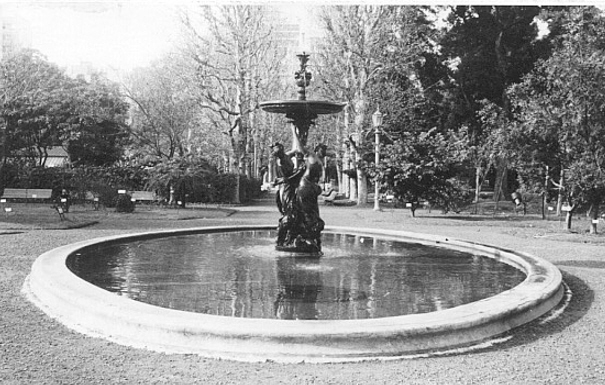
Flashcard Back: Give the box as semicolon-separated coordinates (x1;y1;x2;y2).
426;215;523;222
556;260;605;269
424;215;496;222
459;270;593;355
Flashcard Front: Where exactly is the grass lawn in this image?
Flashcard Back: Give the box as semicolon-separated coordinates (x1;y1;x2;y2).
0;202;236;230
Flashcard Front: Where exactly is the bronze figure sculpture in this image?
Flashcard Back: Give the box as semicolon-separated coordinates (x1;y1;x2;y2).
261;53;345;254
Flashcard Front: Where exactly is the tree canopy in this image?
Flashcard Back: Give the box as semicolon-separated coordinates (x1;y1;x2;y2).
504;6;605;230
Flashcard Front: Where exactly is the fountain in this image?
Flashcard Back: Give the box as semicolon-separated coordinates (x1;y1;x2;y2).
22;226;564;362
260;53;345;254
20;54;565;364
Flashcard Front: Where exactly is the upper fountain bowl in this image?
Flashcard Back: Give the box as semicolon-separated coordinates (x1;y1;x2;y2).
260;100;346;118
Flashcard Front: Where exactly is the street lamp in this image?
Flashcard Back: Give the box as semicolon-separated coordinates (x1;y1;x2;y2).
372;107;383;211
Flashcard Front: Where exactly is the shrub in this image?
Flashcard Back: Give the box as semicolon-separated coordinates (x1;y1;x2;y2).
115;193;135;213
90;182;119;208
239;175;262;203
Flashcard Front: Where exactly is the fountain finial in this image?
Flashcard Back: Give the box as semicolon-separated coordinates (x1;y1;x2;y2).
294;52;312;101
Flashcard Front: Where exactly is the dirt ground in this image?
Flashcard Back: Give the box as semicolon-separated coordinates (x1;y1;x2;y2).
1;200;604;384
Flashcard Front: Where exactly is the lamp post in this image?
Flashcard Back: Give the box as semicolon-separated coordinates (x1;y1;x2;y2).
372;107;383;211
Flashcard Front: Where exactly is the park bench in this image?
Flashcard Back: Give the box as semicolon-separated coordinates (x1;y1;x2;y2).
1;188;53;202
320;189;339;205
130;191;159;203
83;191;101;210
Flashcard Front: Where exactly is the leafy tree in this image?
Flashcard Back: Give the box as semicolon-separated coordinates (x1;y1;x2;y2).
65;74;130;166
506;6;605;232
1;49;73;172
382;128;470;216
1;50;130;193
437;6;552;201
145;155;217;206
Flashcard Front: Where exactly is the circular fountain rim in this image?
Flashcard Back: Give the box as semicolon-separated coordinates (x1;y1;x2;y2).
22;225;564;363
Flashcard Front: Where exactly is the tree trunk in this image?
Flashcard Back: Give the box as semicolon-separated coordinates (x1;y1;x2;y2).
589;199;601;234
349;175;358;201
565;210;573;231
342;142;350;197
234;173;241;204
474;166;482;203
563;201;576;231
357;168;369;206
341;108;349;196
493;160;508;202
542;169;549;220
556;170;564;216
335;151;343;193
348;142;358;201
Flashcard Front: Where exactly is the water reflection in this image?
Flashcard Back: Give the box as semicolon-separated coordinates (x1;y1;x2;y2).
67;231;526;320
274;257;321;320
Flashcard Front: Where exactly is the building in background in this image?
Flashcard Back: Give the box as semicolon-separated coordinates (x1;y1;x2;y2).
270;6;321;55
0;5;32;61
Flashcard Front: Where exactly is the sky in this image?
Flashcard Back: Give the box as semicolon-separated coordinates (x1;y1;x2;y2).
1;1;569;76
1;1;315;75
2;1;182;73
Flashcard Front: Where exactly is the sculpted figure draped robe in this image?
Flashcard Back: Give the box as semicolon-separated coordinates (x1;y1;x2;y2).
271;142;325;253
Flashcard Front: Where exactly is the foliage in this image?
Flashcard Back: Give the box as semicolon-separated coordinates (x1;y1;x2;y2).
115;193;135;213
1;49;131;197
145;155;215;203
64;74;130;166
1;50;129;168
239;175;263;203
1;49;74;169
382;128;471;213
88;181;120;208
505;6;605;228
315;5;433;204
438;6;551;132
427;6;558;200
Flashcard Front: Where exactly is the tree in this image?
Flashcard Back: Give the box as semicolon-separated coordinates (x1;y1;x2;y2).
180;5;284;177
1;49;76;196
506;6;605;232
1;50;73;165
65;74;130;166
316;5;430;206
382;128;469;216
145;154;216;206
437;6;552;201
124;54;203;161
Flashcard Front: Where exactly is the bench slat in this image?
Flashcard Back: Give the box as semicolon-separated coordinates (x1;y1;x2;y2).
130;191;157;201
1;188;53;199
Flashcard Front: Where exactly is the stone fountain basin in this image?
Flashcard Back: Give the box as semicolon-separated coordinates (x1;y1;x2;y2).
22;225;563;363
260;100;346;116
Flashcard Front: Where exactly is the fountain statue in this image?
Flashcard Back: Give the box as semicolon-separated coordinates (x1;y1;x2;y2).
261;53;346;253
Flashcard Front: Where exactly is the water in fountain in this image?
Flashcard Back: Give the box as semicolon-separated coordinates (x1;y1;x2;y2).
67;230;526;321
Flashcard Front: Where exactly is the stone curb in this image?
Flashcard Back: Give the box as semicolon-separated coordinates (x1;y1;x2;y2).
22;225;564;363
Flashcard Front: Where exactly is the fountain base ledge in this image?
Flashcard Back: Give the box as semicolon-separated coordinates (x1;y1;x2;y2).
22;225;564;363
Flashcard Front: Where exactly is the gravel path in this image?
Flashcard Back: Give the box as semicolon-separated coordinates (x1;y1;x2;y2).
2;202;604;384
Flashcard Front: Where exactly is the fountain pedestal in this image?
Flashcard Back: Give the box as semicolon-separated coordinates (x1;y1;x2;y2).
261;53;345;253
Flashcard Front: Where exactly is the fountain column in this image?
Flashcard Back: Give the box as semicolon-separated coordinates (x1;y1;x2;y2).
261;53;346;254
